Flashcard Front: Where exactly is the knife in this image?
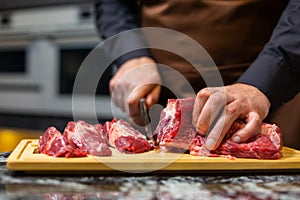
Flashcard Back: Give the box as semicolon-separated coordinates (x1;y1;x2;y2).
139;98;154;143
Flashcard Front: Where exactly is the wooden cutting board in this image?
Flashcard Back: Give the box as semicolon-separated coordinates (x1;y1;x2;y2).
6;139;300;173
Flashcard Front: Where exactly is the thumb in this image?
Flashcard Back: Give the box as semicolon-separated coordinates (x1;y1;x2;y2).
231;112;262;143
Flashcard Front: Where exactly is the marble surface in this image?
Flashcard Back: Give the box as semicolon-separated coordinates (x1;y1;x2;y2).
1;154;300;200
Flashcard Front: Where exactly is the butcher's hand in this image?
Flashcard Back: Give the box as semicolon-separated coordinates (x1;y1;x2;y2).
110;56;161;125
192;83;271;150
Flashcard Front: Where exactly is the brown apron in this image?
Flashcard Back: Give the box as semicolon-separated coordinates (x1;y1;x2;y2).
138;0;300;149
139;0;287;97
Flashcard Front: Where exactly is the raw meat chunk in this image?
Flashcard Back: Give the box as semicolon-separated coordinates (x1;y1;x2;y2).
64;121;112;156
114;136;153;153
38;126;62;154
39;121;111;157
154;98;197;150
38;127;88;158
190;122;282;159
154;97;283;159
103;118;153;153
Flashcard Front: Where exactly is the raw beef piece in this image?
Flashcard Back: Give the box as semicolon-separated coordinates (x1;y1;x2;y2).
38;127;88;158
190;122;282;159
64;121;112;156
39;121;112;157
154;98;197;151
154;97;283;159
103;118;153;153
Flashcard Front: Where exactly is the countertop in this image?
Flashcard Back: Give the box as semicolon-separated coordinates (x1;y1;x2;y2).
1;154;300;200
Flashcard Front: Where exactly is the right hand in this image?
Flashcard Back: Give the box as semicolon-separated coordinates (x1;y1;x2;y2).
110;57;161;125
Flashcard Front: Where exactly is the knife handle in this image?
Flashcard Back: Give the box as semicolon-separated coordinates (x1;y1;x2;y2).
139;98;154;143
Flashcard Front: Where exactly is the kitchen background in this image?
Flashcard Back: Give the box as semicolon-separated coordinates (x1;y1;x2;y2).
0;0;124;151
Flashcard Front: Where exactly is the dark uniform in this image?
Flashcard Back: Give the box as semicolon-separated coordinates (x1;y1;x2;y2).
95;0;300;148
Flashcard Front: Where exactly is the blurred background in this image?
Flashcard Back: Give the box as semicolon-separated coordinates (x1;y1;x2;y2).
0;0;121;151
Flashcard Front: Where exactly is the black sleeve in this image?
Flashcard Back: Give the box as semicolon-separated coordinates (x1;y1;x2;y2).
94;0;152;66
238;0;300;113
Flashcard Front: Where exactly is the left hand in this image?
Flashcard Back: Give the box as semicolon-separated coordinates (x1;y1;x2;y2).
192;83;271;150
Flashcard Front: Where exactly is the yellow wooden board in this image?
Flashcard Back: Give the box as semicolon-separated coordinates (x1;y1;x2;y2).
6;139;300;173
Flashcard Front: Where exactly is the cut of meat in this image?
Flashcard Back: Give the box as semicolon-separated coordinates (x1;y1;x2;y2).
154;98;283;159
39;119;153;157
38;126;61;154
103;118;153;153
103;119;145;147
154;98;197;151
190;122;282;159
114;136;153;153
38;127;88;158
38;121;112;157
64;121;112;156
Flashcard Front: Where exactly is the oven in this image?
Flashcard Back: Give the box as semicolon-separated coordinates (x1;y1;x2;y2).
0;3;125;129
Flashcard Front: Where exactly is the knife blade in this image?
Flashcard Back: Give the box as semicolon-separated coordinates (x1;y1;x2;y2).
139;98;154;143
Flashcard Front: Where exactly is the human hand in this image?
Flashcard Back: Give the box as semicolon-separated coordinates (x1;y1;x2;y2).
110;57;161;125
192;83;271;150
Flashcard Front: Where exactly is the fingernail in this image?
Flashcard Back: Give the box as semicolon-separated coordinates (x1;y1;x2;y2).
233;135;241;143
205;138;215;150
197;126;207;135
